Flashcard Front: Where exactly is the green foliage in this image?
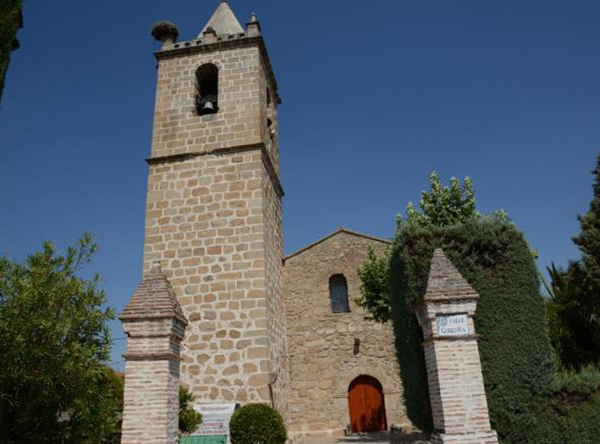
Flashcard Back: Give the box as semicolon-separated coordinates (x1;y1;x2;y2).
356;247;391;322
0;234;119;444
179;386;202;435
387;219;558;434
555;365;600;395
356;172;500;323
544;262;600;370
404;171;481;227
544;153;600;370
0;0;22;107
357;173;558;438
499;366;600;444
229;403;287;444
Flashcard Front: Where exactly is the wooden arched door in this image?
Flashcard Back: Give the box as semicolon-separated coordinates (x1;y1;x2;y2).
348;375;387;433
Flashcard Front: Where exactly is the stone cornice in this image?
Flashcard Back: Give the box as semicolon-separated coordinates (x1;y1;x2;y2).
122;352;182;362
421;334;481;348
146;143;284;198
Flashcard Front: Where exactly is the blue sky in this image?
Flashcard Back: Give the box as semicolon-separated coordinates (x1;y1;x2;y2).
1;0;599;368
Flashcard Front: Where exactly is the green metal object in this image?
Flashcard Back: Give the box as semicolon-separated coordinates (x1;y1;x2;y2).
179;435;227;444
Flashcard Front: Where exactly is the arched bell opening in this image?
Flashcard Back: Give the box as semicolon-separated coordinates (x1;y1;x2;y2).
195;63;219;115
348;375;387;433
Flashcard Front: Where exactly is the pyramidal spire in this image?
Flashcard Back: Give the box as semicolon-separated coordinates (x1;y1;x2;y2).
199;1;244;37
424;249;480;301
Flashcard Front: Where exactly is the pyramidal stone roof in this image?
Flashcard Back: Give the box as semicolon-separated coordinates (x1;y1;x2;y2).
199;1;244;37
424;249;479;301
120;262;187;324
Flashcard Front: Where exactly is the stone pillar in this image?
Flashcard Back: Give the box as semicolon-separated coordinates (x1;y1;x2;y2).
120;262;188;444
414;249;499;444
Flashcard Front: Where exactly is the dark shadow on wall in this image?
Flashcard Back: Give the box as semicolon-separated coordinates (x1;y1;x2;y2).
387;244;433;432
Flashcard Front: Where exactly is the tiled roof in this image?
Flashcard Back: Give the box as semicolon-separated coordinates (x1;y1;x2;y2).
424;249;479;301
120;262;187;324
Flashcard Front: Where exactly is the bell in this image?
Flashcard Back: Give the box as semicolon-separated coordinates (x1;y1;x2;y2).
202;100;215;112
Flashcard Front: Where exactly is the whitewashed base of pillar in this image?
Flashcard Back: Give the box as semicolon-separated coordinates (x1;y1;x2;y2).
431;430;499;444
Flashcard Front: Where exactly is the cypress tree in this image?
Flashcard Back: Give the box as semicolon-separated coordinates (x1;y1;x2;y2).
0;0;23;108
559;152;600;367
574;154;600;286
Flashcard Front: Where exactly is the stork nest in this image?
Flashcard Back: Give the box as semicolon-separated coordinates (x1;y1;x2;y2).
151;21;180;42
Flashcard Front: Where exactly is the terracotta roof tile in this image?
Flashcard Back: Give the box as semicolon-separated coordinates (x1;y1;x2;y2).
424;249;479;301
120;262;187;324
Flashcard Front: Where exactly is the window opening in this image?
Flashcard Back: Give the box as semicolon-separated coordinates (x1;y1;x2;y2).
330;274;350;313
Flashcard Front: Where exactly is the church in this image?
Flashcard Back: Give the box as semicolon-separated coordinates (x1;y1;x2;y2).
130;1;415;439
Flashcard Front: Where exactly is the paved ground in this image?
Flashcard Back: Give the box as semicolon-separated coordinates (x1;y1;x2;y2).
296;433;431;444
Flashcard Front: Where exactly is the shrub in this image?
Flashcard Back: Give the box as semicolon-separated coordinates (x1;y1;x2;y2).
179;386;202;435
500;366;600;444
229;404;286;444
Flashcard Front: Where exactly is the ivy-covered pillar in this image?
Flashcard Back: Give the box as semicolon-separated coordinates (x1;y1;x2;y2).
414;249;499;444
120;262;188;444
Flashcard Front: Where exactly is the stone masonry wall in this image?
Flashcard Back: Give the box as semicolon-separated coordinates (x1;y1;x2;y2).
143;150;276;404
262;160;289;418
151;42;276;162
283;230;413;436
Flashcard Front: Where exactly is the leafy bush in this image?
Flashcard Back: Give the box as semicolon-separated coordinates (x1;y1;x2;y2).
500;366;600;444
356;247;391;322
179;386;202;435
0;235;118;443
229;404;286;444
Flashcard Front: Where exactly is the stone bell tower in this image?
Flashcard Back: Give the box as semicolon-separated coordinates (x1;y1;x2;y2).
143;0;288;416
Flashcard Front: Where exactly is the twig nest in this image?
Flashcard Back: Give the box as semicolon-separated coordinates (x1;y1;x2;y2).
151;21;180;42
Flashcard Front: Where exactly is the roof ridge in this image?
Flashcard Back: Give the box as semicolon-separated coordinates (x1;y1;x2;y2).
284;227;391;262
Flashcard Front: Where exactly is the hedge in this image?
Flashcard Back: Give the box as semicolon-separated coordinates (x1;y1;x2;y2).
388;218;558;438
500;366;600;443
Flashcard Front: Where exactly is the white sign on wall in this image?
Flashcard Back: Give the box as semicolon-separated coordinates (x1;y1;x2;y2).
437;314;469;337
192;403;237;443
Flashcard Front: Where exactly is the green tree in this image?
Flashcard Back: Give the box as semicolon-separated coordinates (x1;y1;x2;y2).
0;0;22;107
356;172;505;321
544;153;600;369
404;171;481;227
543;263;599;369
356;247;391;323
0;235;119;444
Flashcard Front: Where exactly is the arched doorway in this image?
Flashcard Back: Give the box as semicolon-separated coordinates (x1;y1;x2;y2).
348;375;387;433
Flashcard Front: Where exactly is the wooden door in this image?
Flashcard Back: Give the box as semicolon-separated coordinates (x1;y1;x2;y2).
348;375;387;433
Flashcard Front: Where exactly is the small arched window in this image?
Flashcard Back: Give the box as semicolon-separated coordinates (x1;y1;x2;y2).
195;63;219;115
330;274;349;313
